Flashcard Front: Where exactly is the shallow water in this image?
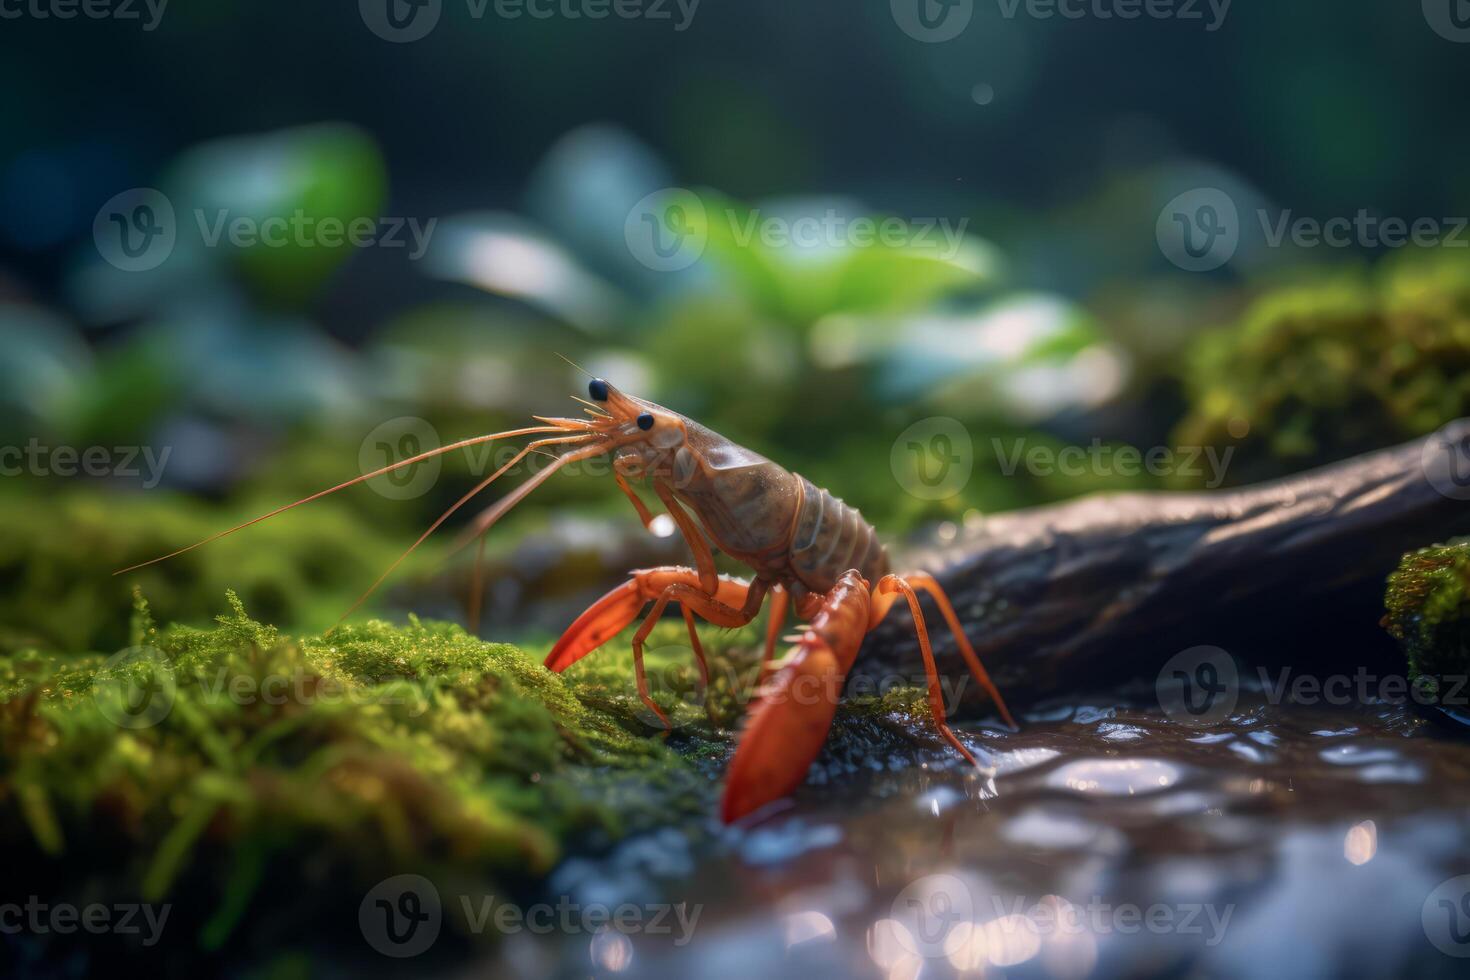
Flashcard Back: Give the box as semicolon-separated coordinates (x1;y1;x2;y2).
490;674;1470;979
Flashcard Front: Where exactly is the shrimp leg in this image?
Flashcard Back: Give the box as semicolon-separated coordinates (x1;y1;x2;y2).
627;577;769;727
545;567;756;672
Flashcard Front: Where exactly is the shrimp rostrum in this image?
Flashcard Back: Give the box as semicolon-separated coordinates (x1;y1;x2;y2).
121;377;1016;823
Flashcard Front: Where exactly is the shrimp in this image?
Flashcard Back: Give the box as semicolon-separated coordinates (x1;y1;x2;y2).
119;376;1016;823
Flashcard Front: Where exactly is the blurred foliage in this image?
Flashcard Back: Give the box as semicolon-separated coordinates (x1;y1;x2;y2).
169;124;388;306
1384;539;1470;702
686;190;1003;325
1172;249;1470;486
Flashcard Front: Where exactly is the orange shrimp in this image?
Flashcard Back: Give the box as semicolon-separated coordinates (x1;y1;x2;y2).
119;376;1016;823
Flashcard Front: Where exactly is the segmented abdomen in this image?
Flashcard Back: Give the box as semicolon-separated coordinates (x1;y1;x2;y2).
789;476;889;593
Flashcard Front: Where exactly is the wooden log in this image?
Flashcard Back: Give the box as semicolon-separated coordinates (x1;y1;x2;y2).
863;421;1470;707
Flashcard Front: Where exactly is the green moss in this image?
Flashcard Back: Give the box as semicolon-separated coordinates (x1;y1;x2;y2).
1383;539;1470;700
0;570;960;969
0;488;434;655
0;592;712;955
1172;250;1470;485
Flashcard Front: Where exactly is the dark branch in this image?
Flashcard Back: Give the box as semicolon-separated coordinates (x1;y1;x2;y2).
865;421;1470;708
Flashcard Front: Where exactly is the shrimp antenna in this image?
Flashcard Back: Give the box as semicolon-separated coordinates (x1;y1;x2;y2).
330;433;597;628
570;396;612;417
113;424;568;576
555;352;595;379
448;442;603;557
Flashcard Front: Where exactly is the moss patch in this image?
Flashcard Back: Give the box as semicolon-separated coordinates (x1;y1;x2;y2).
0;586;955;970
1384;539;1470;702
0;488;433;656
0;592;715;959
1172;250;1470;485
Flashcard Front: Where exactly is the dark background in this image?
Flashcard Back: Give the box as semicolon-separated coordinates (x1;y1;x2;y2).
4;3;1466;327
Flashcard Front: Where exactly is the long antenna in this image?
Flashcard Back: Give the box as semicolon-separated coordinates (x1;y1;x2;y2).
555;351;595;379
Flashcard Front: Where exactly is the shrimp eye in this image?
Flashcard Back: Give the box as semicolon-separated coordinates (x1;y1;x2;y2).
636;413;655;431
588;379;609;402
